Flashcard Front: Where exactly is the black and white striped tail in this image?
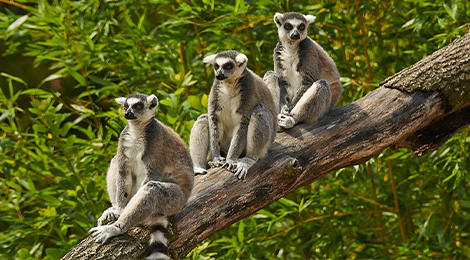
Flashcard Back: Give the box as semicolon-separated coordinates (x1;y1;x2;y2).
146;216;170;260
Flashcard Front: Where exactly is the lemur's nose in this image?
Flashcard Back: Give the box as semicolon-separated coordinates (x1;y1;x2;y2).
125;111;136;120
216;74;227;80
291;31;300;40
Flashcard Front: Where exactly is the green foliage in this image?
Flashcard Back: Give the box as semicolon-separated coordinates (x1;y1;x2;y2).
1;0;469;259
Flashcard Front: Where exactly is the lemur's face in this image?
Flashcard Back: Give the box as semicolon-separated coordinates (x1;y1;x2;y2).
203;51;248;82
115;94;158;121
274;12;316;43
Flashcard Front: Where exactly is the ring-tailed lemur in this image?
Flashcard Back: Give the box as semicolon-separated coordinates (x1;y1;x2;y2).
89;94;194;260
189;50;277;180
263;12;342;130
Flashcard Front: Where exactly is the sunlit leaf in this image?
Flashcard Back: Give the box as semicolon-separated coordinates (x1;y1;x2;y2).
188;95;202;110
6;14;28;32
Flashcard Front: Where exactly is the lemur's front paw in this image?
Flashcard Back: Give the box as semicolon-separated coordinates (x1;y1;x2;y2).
208;156;225;168
232;164;249;180
97;207;120;226
278;114;295;129
222;159;236;171
89;225;122;244
228;158;256;180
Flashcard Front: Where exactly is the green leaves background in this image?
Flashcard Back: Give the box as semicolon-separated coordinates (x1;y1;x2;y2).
1;0;469;259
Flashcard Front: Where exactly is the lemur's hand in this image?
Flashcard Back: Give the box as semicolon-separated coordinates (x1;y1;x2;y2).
278;114;295;129
227;157;256;180
208;156;226;168
89;224;122;244
97;207;123;226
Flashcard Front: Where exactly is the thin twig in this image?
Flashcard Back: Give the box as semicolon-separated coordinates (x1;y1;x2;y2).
354;0;373;84
443;206;455;234
340;185;396;212
387;158;407;244
263;210;389;240
245;26;261;75
0;0;27;10
193;20;209;94
366;164;388;255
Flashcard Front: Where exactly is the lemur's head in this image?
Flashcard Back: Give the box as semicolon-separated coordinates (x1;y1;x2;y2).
115;93;158;121
203;50;247;81
274;12;316;43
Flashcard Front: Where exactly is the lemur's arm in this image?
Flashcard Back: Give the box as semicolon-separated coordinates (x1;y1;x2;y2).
225;115;250;163
208;111;225;166
116;154;132;212
290;81;314;110
276;78;289;111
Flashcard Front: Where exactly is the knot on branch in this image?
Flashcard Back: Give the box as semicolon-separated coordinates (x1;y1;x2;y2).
282;157;302;177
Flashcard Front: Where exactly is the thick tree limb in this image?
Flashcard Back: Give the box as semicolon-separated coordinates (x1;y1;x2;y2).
63;30;470;260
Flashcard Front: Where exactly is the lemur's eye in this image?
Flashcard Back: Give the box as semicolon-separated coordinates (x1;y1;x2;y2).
299;24;305;30
124;106;129;110
284;23;293;30
225;64;232;69
136;105;142;110
214;64;219;69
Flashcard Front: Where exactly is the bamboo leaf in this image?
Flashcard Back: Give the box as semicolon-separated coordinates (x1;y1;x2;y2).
6;15;28;32
67;67;87;86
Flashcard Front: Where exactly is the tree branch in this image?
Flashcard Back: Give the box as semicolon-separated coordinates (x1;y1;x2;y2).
62;30;470;260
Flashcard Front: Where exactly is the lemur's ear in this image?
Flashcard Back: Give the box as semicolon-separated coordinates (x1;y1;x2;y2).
203;54;217;64
115;97;126;106
235;53;248;67
304;15;316;26
274;13;284;27
147;94;159;109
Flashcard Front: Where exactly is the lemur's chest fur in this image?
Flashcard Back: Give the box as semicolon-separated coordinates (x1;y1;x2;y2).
278;43;302;100
216;82;242;152
122;125;148;198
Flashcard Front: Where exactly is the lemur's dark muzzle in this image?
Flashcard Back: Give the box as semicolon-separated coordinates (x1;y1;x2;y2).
290;31;300;40
125;111;136;120
216;74;227;80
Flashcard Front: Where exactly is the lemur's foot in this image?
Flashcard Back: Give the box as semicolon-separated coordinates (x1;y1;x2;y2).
278;114;295;129
194;166;207;175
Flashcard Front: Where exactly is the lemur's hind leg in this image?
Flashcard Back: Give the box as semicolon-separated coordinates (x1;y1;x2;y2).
264;71;288;132
89;181;186;244
227;103;274;180
189;114;210;175
97;157;119;226
263;71;281;113
279;79;331;129
328;79;342;109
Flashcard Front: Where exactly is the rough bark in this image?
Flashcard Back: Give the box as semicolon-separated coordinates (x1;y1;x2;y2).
63;30;470;260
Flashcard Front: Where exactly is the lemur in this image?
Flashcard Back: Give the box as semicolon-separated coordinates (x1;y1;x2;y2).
263;12;343;130
89;94;194;260
189;50;277;180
